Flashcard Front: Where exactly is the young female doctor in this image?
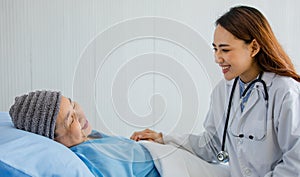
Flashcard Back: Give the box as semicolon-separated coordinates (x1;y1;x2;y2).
131;5;300;177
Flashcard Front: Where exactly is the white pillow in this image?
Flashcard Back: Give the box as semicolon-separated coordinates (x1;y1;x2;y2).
0;112;94;177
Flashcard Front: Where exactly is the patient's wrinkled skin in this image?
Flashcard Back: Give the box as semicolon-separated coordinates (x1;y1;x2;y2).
54;96;92;147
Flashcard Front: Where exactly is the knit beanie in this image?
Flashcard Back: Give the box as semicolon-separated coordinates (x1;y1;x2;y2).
9;90;62;139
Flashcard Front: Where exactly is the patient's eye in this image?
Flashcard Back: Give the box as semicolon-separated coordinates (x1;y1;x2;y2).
69;111;76;125
65;112;75;128
70;114;75;124
65;98;77;128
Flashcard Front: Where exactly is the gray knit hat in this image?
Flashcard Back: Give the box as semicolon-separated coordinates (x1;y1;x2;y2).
9;90;62;139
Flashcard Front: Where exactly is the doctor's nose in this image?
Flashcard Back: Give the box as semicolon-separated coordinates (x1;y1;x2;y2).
214;53;224;64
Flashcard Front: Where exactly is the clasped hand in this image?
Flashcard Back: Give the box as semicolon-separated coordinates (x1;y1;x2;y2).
130;128;164;144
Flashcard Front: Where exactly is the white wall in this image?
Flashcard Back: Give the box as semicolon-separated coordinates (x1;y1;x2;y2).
1;0;299;137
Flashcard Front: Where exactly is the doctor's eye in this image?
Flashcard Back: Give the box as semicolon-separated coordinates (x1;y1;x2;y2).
222;49;230;52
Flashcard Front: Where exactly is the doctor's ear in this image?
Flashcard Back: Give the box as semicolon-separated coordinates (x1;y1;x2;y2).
250;39;260;57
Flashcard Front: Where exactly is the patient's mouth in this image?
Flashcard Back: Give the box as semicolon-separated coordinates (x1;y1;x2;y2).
81;120;89;130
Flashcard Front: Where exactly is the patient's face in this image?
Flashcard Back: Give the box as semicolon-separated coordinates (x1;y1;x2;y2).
54;96;92;147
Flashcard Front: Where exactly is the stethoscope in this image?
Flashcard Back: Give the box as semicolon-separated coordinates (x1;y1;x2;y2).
217;72;269;162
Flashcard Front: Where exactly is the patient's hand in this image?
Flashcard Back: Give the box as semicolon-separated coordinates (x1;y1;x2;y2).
130;129;164;144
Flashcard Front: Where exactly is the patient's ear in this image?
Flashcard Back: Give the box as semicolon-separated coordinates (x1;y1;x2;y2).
250;39;260;57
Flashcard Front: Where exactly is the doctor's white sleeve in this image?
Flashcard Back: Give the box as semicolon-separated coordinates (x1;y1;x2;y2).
265;85;300;177
162;100;222;163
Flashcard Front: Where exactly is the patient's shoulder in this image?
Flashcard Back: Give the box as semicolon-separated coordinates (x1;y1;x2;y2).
87;130;104;139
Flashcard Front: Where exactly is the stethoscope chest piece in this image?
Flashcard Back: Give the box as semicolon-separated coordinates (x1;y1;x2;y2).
217;151;229;162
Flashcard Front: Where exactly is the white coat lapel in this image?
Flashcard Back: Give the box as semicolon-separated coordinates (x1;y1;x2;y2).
225;78;239;116
232;84;241;114
240;87;260;117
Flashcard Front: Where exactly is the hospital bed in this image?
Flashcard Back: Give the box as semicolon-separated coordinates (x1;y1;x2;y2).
0;112;229;177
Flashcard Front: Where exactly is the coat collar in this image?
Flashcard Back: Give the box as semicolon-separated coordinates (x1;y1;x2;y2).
260;72;275;87
225;72;275;87
225;72;274;118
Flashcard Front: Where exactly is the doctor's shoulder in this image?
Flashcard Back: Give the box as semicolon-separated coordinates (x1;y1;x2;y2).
270;74;300;93
210;78;232;101
266;74;300;110
212;78;230;91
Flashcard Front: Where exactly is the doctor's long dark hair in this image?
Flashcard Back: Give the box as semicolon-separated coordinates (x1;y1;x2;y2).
216;5;300;82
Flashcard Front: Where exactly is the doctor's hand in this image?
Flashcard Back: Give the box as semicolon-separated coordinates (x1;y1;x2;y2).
130;129;164;144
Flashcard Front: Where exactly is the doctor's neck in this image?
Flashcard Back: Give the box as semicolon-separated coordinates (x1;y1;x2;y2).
239;67;261;83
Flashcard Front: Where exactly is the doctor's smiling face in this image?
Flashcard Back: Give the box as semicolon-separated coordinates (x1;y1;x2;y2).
54;96;92;147
213;25;261;83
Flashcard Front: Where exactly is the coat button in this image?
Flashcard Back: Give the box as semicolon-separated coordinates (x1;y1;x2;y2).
244;168;252;176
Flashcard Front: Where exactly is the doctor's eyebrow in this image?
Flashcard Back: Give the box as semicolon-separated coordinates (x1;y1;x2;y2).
212;43;230;47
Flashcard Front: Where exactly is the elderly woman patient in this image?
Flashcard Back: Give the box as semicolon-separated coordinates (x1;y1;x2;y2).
9;90;160;177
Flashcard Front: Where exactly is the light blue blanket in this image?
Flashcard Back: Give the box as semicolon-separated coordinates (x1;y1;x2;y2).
70;131;160;177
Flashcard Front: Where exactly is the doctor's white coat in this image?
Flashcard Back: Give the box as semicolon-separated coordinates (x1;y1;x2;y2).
163;72;300;177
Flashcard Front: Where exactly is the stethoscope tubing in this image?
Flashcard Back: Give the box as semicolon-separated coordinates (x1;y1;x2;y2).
221;77;238;152
219;72;269;159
